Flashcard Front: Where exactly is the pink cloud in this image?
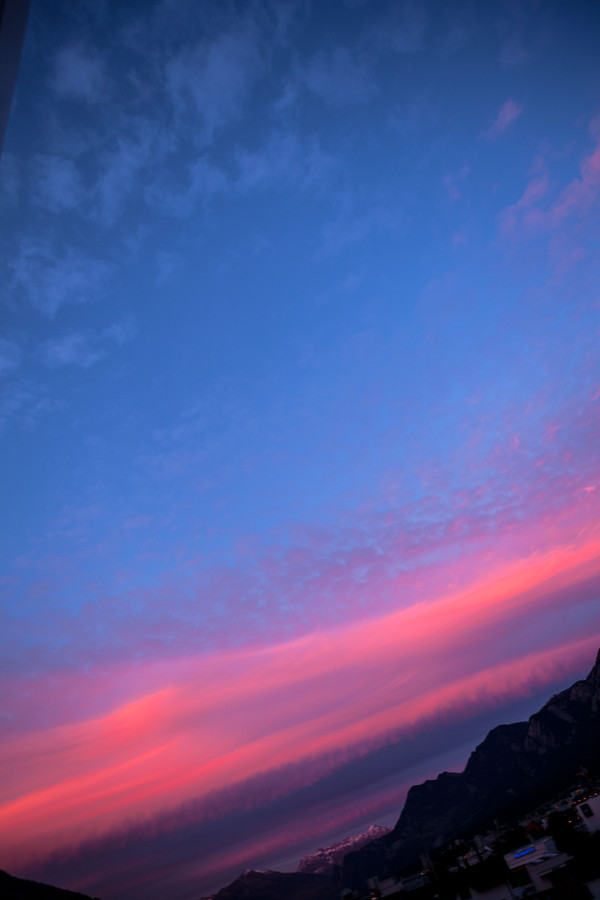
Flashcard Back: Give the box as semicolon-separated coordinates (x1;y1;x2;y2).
499;116;600;238
483;99;522;140
2;539;599;880
498;170;550;232
550;142;600;225
6;634;598;900
5;435;600;698
443;166;469;201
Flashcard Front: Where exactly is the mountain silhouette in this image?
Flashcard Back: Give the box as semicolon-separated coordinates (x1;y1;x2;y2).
0;868;100;899
341;649;600;890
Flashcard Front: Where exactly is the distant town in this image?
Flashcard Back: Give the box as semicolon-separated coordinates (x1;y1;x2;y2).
342;776;600;899
207;652;600;900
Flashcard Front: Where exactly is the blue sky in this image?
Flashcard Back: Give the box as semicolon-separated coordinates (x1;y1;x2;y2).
1;1;600;898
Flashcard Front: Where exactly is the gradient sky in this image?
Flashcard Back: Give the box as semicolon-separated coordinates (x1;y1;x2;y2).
1;1;600;898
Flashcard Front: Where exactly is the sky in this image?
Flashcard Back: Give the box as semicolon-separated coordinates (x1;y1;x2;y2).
1;0;600;897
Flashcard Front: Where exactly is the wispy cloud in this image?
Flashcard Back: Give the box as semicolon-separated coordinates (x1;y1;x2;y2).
103;320;135;346
483;99;522;140
319;201;399;256
442;165;469;201
3;4;600;896
1;620;597;897
298;47;376;107
436;21;472;57
10;241;114;318
94;120;170;226
496;0;552;69
146;155;229;218
0;340;21;377
53;44;108;102
33;155;84;212
0;380;57;434
41;333;105;369
40;322;134;369
368;1;428;54
236;131;335;192
498;116;600;245
165;23;265;139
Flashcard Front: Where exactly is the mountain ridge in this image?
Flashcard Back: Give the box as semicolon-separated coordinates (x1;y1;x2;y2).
0;868;101;900
341;648;600;890
4;652;599;900
209;650;600;898
298;824;391;875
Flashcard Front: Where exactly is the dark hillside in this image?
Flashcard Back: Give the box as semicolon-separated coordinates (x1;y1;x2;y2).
0;869;100;900
341;650;600;890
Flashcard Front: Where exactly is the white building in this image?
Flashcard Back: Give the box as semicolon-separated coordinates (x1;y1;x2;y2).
576;793;600;833
504;838;571;896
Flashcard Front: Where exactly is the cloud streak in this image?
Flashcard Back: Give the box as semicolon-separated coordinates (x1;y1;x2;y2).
53;44;108;102
9;241;114;318
1;545;599;893
298;48;377;107
3;3;600;898
483;99;522;140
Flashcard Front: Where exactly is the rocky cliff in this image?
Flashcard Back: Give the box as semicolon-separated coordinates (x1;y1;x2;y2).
298;825;391;875
204;651;600;899
341;649;600;890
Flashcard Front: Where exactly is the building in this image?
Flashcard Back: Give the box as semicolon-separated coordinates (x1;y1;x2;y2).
576;793;600;833
504;838;571;897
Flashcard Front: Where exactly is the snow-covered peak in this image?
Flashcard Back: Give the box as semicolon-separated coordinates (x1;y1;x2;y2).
298;825;391;874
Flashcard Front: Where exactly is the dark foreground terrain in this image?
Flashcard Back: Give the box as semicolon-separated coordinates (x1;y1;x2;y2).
0;869;100;899
207;869;339;900
341;648;600;890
